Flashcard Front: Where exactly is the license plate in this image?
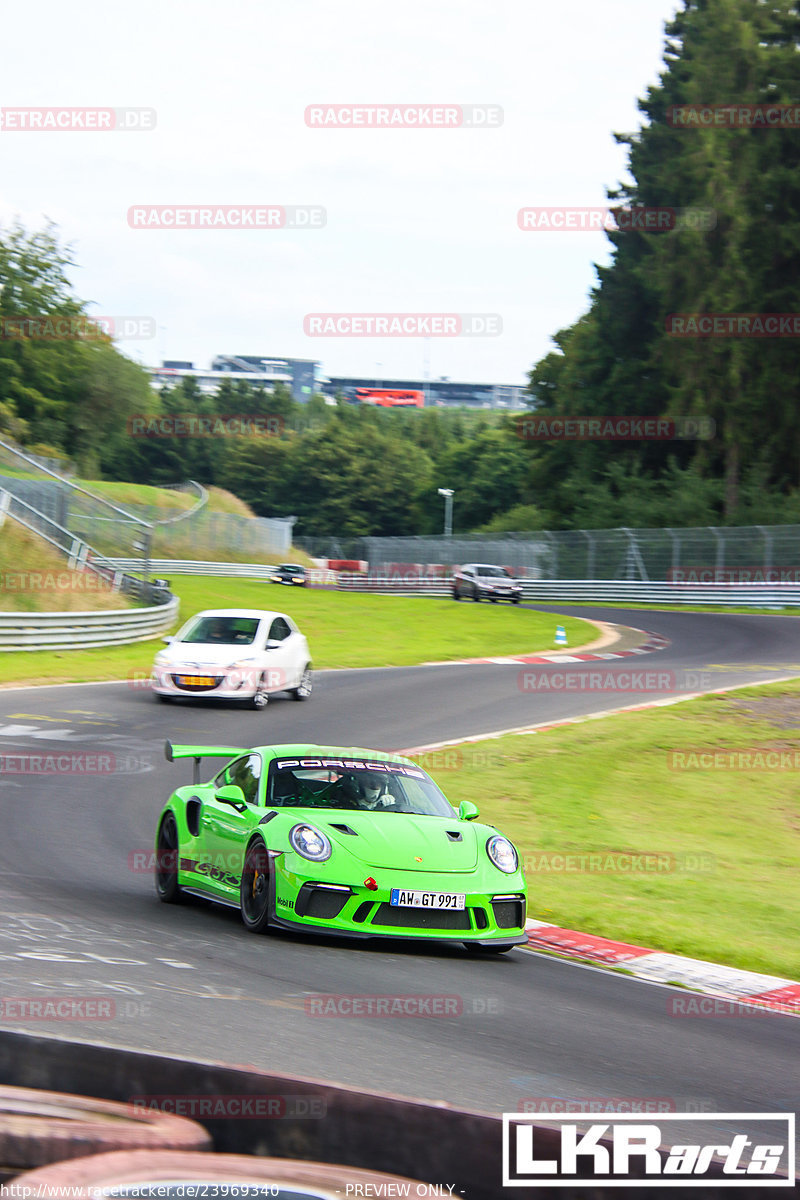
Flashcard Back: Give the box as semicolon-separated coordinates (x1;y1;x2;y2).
178;675;216;686
390;889;465;909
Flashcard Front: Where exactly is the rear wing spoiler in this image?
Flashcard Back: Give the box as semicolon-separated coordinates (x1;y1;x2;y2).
165;740;246;784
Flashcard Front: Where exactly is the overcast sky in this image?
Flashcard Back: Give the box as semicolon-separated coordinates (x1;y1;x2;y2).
0;0;683;388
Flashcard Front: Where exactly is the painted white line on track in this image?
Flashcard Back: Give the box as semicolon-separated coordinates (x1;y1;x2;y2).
399;674;800;756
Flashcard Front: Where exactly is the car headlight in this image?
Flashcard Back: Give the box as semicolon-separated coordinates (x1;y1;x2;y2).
290;823;332;862
486;835;518;873
153;653;169;666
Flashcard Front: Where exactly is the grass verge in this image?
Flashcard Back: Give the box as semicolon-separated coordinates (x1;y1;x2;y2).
409;679;800;979
0;576;594;685
0;525;130;613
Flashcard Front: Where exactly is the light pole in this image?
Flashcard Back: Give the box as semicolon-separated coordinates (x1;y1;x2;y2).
437;488;454;537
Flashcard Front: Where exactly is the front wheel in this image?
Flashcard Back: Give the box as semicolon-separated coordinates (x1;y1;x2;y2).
291;665;313;701
473;589;481;602
249;674;270;710
452;589;460;601
155;813;182;904
240;840;272;933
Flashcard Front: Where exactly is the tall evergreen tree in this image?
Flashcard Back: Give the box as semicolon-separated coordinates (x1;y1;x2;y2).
528;0;800;524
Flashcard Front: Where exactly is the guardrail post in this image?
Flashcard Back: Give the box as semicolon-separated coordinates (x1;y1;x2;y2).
621;528;649;581
0;489;10;529
757;525;773;573
666;527;680;577
708;526;724;572
581;530;596;580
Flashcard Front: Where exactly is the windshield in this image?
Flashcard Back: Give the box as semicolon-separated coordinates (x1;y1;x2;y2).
180;616;261;645
278;564;303;573
268;758;455;816
476;566;512;578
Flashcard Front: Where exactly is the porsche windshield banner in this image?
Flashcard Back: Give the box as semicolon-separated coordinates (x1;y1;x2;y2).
275;757;425;778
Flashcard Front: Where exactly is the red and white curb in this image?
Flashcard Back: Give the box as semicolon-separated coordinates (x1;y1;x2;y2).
424;630;670;666
524;920;800;1017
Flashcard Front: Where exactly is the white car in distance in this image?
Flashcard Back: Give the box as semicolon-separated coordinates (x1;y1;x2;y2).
151;608;312;710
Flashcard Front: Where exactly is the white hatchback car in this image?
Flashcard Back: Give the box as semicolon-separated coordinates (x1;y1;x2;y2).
151;608;312;709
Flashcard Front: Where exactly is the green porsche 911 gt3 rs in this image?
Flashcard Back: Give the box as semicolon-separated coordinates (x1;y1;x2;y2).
154;741;528;952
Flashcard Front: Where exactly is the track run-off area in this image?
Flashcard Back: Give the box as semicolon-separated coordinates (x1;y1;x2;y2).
1;603;799;1164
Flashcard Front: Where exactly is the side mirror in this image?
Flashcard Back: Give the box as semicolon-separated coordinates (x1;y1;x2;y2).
162;636;174;645
458;801;480;821
265;639;280;650
215;784;247;809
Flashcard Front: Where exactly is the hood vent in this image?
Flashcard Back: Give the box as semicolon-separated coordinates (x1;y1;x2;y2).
446;830;463;842
328;823;357;836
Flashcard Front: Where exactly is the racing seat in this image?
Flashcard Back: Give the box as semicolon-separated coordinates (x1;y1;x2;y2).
271;772;297;807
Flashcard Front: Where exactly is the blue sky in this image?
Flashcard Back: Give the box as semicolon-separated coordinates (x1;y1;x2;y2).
0;0;683;386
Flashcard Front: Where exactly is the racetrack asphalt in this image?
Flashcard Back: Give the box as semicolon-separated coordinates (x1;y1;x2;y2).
0;603;799;1160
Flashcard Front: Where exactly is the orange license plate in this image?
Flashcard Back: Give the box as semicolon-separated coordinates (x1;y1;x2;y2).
178;675;215;686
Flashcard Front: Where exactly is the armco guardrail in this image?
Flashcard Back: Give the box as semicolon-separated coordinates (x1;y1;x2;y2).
339;575;800;604
105;558;278;578
103;562;800;605
0;595;179;652
522;580;800;606
338;574;452;594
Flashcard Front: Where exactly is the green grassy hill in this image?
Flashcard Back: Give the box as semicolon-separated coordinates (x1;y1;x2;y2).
0;523;131;612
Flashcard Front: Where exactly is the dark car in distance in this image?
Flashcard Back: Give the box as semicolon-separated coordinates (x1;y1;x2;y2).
271;563;307;587
452;563;523;603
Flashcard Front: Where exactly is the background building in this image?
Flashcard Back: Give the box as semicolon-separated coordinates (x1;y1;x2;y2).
323;375;526;409
150;356;318;403
149;356;526;409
